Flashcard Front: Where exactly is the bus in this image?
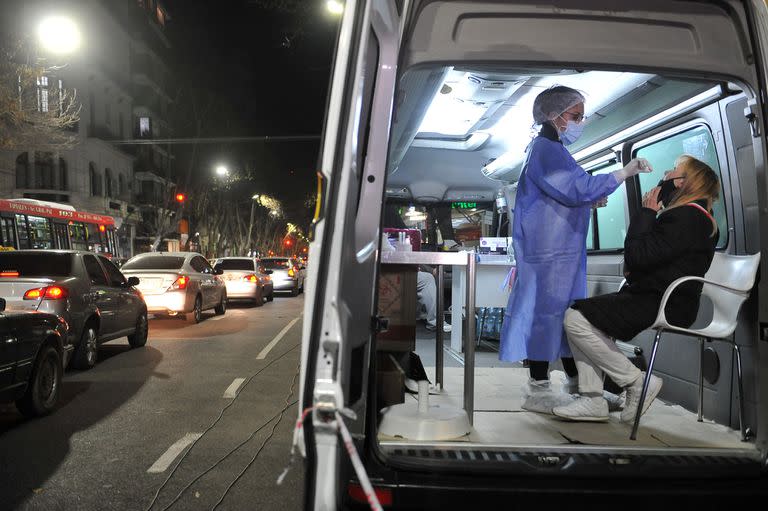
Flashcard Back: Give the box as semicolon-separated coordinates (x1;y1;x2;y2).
0;199;119;256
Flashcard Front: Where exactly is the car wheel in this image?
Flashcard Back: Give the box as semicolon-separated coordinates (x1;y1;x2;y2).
266;290;274;302
215;292;227;315
253;288;264;307
187;295;203;323
290;285;299;297
16;344;62;418
72;325;98;370
128;311;148;348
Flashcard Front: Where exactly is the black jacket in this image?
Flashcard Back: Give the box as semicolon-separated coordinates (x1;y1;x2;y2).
572;201;717;340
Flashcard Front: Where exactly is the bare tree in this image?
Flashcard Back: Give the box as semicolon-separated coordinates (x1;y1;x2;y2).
0;34;81;149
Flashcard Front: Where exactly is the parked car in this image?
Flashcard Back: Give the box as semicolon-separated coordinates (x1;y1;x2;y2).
121;252;227;323
0;297;69;417
0;250;147;370
259;257;304;296
210;257;274;306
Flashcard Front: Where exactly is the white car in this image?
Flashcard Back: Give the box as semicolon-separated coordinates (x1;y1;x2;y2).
259;257;304;296
121;252;227;323
211;257;274;305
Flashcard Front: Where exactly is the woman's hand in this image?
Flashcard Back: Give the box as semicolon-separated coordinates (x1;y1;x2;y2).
642;186;662;211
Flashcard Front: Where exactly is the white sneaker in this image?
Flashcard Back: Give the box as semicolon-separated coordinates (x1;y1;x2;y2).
553;396;610;422
521;379;575;414
620;372;663;423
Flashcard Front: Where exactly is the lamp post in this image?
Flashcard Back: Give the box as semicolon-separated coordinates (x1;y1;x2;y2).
248;194;260;256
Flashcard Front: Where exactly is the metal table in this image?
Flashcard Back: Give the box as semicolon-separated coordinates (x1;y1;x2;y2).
380;250;477;423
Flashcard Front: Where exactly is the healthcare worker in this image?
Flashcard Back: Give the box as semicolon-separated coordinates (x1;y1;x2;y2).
499;85;652;413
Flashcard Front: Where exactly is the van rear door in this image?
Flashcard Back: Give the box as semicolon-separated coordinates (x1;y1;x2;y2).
301;0;768;508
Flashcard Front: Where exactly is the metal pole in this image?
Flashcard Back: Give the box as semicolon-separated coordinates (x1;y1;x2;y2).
698;337;704;422
436;265;444;390
248;199;256;255
464;252;476;424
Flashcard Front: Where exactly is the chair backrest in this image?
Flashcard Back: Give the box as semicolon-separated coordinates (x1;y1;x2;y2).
704;252;761;292
694;252;761;338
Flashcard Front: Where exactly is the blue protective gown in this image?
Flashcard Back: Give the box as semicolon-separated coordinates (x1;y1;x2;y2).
499;125;621;362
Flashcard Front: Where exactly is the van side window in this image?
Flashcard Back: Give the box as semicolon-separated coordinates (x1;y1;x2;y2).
634;125;727;247
586;160;626;251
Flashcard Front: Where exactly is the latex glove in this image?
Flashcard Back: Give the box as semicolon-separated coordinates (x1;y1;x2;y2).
592;197;608;209
612;158;652;182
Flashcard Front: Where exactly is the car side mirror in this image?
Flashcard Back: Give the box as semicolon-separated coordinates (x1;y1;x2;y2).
214;268;224;275
0;297;5;312
127;276;140;287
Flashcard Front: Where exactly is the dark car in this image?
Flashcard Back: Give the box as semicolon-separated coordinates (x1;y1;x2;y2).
0;297;69;417
0;250;148;370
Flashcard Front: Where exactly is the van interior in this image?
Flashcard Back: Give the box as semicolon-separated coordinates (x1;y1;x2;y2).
374;64;760;459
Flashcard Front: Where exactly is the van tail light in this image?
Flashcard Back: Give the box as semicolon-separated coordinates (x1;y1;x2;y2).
242;274;259;283
288;268;295;277
24;286;68;300
169;275;188;290
347;482;392;507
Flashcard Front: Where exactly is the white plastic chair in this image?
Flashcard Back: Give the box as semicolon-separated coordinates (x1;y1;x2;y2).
629;252;761;441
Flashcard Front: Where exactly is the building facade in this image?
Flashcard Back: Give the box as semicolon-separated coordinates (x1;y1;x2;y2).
0;0;175;260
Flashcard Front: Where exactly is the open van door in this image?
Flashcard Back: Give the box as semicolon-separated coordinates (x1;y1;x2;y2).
296;0;403;509
300;0;768;508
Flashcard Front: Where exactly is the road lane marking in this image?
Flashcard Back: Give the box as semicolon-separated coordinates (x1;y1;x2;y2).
223;378;246;398
147;433;202;473
256;316;301;360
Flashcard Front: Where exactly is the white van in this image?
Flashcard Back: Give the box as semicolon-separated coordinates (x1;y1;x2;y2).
296;1;768;508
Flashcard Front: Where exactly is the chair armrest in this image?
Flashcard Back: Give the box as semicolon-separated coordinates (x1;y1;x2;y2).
652;275;748;329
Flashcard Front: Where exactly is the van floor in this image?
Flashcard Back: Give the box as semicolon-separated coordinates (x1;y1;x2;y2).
377;331;752;450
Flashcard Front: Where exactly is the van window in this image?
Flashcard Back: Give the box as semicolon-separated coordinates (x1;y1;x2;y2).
634;125;727;247
587;160;626;251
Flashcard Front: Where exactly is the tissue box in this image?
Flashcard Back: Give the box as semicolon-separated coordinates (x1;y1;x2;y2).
479;237;509;254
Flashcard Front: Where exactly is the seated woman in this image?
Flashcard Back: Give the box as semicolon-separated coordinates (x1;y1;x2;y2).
552;155;720;422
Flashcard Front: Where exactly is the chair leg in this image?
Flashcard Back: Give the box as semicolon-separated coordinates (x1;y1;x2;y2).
733;343;751;441
630;329;663;440
698;338;705;422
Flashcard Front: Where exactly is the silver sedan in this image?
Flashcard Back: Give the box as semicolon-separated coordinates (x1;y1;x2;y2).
211;257;274;306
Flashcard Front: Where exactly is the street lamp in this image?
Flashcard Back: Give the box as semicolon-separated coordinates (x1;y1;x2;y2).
37;16;82;55
215;165;229;177
326;1;344;15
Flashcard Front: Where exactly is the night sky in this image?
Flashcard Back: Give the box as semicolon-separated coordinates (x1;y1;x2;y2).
162;0;340;225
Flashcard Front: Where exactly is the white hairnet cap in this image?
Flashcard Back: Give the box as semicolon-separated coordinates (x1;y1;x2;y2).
532;86;585;124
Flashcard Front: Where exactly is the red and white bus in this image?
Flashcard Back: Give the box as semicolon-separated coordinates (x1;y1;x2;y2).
0;199;119;256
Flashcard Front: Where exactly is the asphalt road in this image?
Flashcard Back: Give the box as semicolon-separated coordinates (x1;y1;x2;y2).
0;294;306;511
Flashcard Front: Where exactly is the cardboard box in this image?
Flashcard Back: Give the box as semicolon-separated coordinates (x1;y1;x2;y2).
376;265;416;352
377;353;405;407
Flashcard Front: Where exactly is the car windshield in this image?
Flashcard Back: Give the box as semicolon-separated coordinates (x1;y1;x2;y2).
0;252;72;277
215;259;254;271
260;258;291;269
121;256;185;270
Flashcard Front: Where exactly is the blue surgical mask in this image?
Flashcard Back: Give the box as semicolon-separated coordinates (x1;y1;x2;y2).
559;119;584;146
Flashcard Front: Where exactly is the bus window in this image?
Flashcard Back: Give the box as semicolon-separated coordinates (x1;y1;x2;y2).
52;222;70;249
15;215;31;249
27;215;53;249
635;125;728;248
70;222;88;251
87;223;103;252
0;217;15;249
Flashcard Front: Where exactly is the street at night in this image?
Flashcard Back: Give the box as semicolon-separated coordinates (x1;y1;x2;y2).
0;297;304;511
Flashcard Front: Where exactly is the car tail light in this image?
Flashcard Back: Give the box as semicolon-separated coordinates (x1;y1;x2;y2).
0;270;19;277
347;482;392;507
24;286;68;300
169;275;188;290
242;274;259;283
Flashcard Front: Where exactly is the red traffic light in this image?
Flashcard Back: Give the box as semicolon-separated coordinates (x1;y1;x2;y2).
175;193;186;203
284;239;292;246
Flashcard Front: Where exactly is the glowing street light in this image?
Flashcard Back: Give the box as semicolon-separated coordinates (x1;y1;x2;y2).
37;16;82;55
326;0;344;15
215;165;229;177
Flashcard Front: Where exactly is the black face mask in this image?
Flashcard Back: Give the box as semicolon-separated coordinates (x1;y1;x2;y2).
657;178;680;207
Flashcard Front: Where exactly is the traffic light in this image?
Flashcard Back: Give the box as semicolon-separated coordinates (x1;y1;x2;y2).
284;238;292;247
175;193;186;203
